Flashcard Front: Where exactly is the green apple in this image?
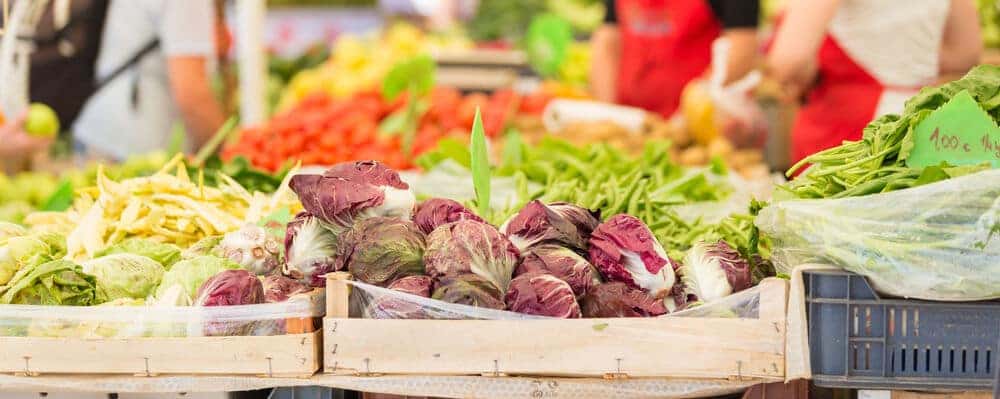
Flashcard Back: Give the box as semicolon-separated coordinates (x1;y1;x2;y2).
24;103;60;137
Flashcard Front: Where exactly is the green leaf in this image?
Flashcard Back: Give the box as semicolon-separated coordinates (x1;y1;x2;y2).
470;108;491;216
194;117;239;167
167;122;187;156
382;54;436;101
415;138;471;170
592;322;609;331
40;180;74;212
501;128;525;169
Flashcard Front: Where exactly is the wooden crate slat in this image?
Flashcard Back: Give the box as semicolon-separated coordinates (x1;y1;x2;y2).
0;331;320;377
324;276;787;380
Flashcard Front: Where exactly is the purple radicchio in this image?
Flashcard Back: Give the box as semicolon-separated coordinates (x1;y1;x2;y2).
289;161;416;234
423;219;520;293
387;275;434;297
431;273;506;310
194;269;265;336
368;275;434;319
195;269;265;307
579;282;668;318
501;201;600;253
679;241;753;302
283;212;338;287
261;274;310;303
588;214;678;299
515;244;602;298
413;198;484;235
336;217;426;287
505;271;581;318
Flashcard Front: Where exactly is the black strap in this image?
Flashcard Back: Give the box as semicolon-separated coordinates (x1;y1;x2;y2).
93;38;160;92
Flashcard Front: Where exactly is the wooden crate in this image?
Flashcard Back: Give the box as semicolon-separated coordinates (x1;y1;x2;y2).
323;272;788;380
0;291;325;378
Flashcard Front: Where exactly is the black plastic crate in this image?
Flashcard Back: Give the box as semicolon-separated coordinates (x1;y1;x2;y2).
804;269;1000;391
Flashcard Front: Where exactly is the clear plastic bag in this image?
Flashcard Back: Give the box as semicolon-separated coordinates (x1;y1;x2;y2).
0;290;324;338
756;169;1000;301
347;279;762;320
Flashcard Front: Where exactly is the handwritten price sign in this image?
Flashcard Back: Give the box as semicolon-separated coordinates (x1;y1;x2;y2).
907;90;1000;168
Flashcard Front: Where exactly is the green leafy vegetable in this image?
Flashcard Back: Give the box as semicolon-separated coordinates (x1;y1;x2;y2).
0;260;102;305
470;108;492;216
94;238;182;269
784;65;1000;199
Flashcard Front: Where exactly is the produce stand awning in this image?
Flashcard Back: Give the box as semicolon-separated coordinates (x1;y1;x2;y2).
0;374;761;397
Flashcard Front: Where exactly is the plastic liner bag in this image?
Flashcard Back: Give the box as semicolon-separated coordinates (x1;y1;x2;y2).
347;279;761;320
756;169;1000;301
0;291;324;338
668;168;777;225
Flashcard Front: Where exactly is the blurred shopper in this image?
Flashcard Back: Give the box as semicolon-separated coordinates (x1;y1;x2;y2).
72;0;228;160
590;0;760;117
768;0;982;164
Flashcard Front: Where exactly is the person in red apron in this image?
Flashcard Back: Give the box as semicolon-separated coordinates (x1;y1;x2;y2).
590;0;760;117
767;0;982;164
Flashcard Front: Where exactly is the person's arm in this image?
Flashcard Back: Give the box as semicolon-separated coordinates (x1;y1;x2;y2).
590;0;621;102
160;0;226;149
939;0;982;75
720;29;756;84
766;0;841;101
708;0;760;84
167;56;226;147
590;25;622;102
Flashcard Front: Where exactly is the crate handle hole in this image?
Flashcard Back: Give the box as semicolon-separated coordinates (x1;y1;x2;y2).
901;347;907;372
913;348;919;372
865;307;872;336
889;308;896;337
950;348;956;373
974;348;979;373
853;307;859;336
987;349;992;374
902;309;908;337
925;348;931;373
865;343;871;370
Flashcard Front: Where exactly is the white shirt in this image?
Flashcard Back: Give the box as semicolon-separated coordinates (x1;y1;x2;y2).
73;0;216;160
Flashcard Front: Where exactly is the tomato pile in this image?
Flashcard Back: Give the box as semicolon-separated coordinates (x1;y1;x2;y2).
223;87;551;171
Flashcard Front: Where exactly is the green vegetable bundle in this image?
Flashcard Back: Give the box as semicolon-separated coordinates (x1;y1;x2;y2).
783;65;1000;199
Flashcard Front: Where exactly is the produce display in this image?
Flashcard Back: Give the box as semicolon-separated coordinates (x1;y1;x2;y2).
224;88;550;171
0;152;286;225
0;156;320;338
417;135;769;266
758;65;1000;301
290;145;773;319
782;65;999;199
278;23;472;110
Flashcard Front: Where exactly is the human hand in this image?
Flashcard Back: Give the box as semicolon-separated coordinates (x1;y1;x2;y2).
0;113;54;156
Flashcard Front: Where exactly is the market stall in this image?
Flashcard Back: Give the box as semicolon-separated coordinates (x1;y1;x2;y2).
1;1;1000;398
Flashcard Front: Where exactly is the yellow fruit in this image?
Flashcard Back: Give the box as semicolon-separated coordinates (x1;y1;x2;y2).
24;103;60;137
680;81;717;145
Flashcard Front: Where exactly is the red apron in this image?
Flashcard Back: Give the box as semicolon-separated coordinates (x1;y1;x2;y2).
615;0;720;117
790;36;884;163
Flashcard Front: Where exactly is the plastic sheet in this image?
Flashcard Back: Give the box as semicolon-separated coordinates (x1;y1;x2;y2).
347;279;762;321
0;290;324;338
757;169;1000;301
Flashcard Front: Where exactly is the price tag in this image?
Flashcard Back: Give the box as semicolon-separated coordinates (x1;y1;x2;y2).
907;90;1000;168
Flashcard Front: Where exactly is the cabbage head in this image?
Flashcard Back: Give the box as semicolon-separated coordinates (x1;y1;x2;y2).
0;233;65;286
83;254;165;300
0;260;102;305
155;255;240;303
95;238;182;269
